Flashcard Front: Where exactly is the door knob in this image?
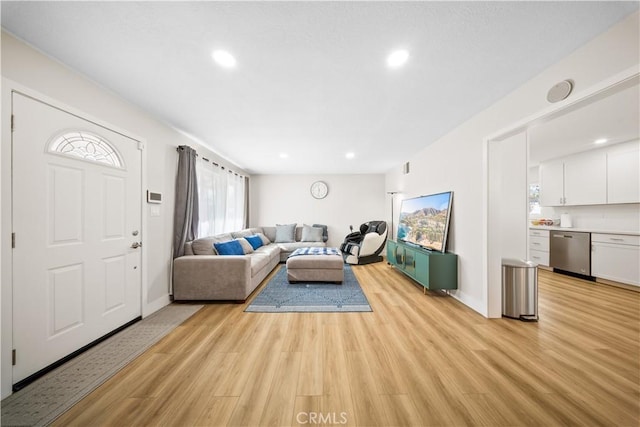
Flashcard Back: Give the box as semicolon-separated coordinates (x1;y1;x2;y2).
130;242;142;249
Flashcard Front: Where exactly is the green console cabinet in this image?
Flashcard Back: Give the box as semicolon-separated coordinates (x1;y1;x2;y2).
386;239;458;291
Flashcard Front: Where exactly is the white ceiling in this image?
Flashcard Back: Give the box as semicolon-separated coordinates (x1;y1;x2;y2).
2;1;638;175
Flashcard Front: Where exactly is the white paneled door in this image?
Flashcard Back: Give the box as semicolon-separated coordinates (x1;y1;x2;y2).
11;93;142;384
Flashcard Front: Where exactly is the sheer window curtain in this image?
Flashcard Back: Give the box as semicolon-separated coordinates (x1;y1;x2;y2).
196;157;246;237
225;171;245;232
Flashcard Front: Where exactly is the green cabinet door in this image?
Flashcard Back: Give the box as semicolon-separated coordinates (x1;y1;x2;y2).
403;246;416;277
386;240;397;263
414;250;430;286
429;253;458;290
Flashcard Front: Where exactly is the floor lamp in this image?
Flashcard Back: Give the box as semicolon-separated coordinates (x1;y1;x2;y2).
387;191;400;240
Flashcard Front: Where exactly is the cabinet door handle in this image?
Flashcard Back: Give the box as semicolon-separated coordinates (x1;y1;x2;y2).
609;238;624;242
532;242;540;245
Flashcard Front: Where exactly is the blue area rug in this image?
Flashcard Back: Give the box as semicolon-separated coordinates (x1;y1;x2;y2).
245;265;372;313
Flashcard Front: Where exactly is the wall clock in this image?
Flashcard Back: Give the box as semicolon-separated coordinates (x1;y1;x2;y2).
310;181;329;199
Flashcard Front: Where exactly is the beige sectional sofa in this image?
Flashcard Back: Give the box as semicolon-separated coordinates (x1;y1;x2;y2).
172;225;327;301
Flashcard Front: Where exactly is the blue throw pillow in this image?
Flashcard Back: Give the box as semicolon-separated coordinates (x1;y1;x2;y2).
245;235;263;250
213;239;244;256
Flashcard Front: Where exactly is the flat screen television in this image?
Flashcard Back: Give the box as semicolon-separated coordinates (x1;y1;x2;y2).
397;191;453;252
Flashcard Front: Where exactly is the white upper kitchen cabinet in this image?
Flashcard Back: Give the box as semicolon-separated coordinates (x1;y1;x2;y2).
607;141;640;204
563;149;608;206
539;159;565;206
539;150;607;206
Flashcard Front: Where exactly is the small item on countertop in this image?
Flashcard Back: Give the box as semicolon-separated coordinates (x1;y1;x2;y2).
560;213;572;228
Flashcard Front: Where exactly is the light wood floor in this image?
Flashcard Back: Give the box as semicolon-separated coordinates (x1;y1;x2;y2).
54;263;639;426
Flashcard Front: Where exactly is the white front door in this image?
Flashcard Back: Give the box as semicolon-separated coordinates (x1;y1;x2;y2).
11;92;142;384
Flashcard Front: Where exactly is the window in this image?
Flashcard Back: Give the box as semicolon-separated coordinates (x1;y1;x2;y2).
49;131;124;168
529;183;541;216
196;157;245;237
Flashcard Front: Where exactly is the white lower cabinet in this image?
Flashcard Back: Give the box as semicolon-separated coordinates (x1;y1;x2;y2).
591;233;640;287
528;229;549;266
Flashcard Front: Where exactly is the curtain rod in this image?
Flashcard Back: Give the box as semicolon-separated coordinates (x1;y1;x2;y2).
177;145;246;178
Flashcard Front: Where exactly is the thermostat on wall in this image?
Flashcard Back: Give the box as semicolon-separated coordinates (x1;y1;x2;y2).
147;191;162;204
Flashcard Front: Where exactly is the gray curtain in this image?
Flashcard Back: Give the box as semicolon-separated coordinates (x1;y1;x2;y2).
173;145;199;258
244;176;250;228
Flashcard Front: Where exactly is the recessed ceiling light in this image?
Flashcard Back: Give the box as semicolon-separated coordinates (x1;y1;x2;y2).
594;138;608;145
279;153;289;159
387;49;409;68
345;152;355;159
212;50;236;68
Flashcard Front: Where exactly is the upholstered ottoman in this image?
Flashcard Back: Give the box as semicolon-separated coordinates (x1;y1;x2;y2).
286;248;344;283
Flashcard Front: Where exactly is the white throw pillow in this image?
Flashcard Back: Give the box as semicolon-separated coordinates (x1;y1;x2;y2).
275;223;296;243
256;232;271;245
235;238;254;254
301;225;323;242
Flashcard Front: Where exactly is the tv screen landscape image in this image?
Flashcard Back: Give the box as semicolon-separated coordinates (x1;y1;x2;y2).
397;191;453;252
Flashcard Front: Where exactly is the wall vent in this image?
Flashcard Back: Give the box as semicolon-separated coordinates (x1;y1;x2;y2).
402;162;410;175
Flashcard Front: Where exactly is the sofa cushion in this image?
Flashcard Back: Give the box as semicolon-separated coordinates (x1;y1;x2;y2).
232;228;262;238
191;233;235;255
214;239;245;255
262;227;277;242
236;238;255;254
275;223;296;243
245;235;263;250
254;243;280;260
301;225;323;242
191;237;216;255
250;253;271;277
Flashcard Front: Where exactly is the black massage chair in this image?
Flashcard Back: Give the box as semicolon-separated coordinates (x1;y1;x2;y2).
339;220;388;265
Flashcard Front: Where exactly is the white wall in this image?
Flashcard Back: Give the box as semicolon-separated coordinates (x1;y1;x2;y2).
498;132;528;260
0;32;247;397
250;174;385;248
386;12;640;316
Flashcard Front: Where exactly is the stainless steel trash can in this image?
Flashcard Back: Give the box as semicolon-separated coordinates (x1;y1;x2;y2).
502;258;538;321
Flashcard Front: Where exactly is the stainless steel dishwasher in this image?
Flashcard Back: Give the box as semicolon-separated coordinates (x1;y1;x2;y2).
549;230;591;276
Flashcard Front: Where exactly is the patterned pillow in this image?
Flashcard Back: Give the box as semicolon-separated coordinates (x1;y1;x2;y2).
213;240;244;256
244;235;263;250
275;223;296;243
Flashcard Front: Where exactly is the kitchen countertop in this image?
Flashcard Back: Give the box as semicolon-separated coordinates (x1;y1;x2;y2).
529;226;640;236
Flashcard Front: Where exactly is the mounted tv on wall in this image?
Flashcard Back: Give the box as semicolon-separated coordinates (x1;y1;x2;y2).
397;191;453;252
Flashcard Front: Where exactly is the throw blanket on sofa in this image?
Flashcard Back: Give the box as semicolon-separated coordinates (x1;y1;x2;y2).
289;247;341;257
